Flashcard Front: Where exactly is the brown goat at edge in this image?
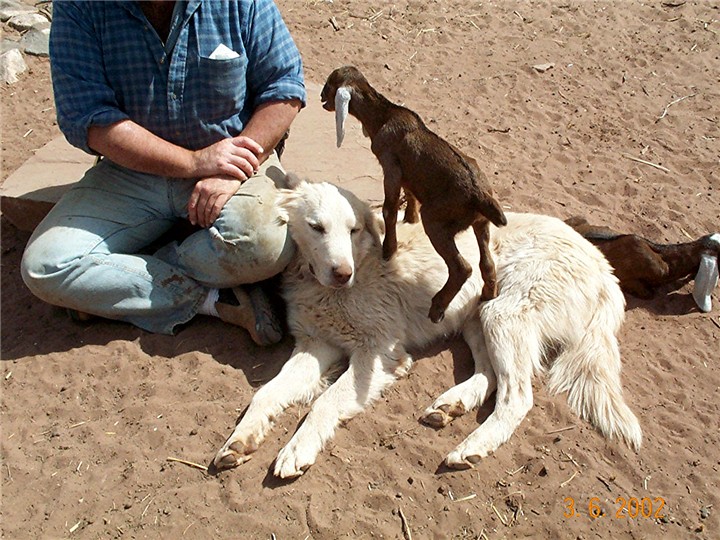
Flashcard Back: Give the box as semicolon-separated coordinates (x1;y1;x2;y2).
321;66;507;323
565;216;720;303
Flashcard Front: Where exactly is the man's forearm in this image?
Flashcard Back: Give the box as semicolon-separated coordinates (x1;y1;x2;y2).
241;99;303;163
88;120;198;178
87;99;302;178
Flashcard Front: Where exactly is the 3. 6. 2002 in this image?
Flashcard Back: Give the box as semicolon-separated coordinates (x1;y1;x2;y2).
563;496;666;519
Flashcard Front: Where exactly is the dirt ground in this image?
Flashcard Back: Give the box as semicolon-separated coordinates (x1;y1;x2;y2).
1;1;719;538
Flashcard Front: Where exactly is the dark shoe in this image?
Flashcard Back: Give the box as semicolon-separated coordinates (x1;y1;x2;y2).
215;285;283;346
66;308;96;323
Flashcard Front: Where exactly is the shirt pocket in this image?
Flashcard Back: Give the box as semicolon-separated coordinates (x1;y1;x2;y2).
196;54;248;122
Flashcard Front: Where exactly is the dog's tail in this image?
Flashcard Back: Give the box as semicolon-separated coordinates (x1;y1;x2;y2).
546;281;642;451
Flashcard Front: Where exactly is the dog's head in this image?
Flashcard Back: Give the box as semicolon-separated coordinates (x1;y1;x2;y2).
278;174;383;289
320;66;368;147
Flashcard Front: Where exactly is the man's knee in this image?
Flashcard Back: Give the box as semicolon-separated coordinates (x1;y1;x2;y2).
21;229;83;302
195;216;294;285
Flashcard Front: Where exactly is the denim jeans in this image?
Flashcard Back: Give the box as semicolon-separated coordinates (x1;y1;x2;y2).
20;153;294;334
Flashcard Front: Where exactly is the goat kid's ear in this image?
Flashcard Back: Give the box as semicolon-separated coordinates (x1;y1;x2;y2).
335;86;352;148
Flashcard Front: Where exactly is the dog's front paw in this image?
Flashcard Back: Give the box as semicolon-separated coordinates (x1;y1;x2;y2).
274;437;320;479
444;445;488;470
213;433;260;471
420;402;466;428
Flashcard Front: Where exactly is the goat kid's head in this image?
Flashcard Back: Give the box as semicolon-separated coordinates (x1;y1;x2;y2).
278;174;383;289
320;66;367;148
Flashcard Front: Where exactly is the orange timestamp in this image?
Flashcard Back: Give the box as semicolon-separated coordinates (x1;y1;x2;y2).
564;496;666;520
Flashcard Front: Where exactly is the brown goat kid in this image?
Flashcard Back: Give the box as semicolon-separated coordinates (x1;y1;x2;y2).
321;66;507;322
565;216;719;311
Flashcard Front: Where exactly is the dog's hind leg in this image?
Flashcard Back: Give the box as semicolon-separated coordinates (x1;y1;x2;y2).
274;345;412;478
424;221;473;323
213;340;343;471
546;283;642;450
421;315;497;427
445;306;540;469
472;220;498;301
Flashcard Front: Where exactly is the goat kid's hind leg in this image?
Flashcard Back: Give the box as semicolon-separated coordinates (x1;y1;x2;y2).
403;190;420;224
472;220;498;301
421;316;497;427
274;346;412;479
446;308;539;469
425;221;473;323
213;340;343;471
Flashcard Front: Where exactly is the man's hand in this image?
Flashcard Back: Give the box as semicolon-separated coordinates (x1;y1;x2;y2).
187;175;243;228
192;136;264;181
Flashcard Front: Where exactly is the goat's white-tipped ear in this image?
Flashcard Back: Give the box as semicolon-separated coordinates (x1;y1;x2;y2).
693;253;718;313
335;86;351;148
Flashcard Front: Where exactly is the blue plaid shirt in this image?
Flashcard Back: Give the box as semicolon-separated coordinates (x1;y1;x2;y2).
50;0;306;154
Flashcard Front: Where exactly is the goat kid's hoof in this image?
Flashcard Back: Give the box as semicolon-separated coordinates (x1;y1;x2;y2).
428;306;445;323
480;284;498;302
213;437;258;470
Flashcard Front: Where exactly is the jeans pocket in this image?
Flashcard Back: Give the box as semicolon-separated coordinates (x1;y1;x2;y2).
197;55;248;122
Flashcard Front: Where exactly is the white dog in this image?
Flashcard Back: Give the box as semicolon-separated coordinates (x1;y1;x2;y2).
213;177;642;478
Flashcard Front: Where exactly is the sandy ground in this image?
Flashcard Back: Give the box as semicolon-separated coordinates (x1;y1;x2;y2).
2;1;719;538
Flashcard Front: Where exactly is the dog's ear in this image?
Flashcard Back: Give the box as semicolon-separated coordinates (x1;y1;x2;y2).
364;207;384;247
275;187;301;226
284;171;305;190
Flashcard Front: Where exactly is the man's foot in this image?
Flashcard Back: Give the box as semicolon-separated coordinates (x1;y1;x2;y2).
215;285;283;346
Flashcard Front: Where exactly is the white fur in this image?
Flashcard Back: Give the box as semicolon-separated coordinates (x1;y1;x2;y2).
214;180;642;478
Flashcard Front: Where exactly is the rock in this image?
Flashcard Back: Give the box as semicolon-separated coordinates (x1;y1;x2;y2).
0;0;35;22
533;62;555;73
20;25;50;57
8;12;48;31
1;38;21;54
0;47;26;84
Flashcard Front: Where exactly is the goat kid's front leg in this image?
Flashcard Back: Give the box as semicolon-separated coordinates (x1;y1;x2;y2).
424;221;473;323
213;340;343;471
472;220;499;301
274;347;412;479
379;155;403;260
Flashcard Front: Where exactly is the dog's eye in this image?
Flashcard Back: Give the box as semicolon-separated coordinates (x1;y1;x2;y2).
350;227;361;235
309;222;325;234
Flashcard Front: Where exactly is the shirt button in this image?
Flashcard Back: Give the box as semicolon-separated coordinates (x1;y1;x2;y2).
170;92;177;100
